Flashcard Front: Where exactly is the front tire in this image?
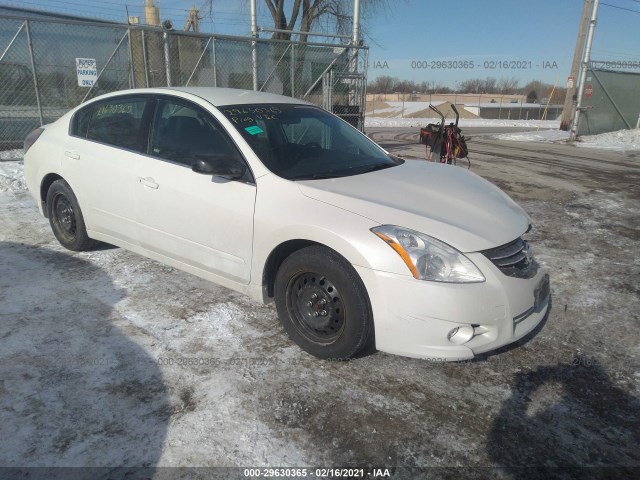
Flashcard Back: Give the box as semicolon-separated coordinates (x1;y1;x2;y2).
274;246;374;359
46;179;96;251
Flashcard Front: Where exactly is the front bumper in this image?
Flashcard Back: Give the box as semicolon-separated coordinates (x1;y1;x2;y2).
355;253;550;361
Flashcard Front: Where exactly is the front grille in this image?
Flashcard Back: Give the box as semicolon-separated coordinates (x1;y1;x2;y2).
481;237;538;278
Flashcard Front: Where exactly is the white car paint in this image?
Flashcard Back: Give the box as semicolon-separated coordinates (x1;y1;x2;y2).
24;87;549;360
298;160;530;253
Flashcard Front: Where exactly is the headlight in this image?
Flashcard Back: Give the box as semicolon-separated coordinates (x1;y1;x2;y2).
371;225;485;283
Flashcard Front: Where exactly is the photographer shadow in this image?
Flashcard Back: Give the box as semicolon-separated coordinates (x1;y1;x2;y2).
0;242;169;475
487;359;640;479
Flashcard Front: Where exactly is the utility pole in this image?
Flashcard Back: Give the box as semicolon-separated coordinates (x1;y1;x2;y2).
352;0;360;46
184;6;200;32
570;0;600;141
560;0;592;131
349;0;361;109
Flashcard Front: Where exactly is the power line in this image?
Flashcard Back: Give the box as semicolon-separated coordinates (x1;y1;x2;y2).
600;2;640;13
591;49;640;58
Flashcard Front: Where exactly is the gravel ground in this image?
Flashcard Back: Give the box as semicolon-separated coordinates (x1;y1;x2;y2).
0;134;638;479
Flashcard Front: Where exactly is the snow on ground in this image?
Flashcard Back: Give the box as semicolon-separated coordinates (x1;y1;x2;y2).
0;160;26;192
365;116;561;129
495;130;570;143
368;101;446;117
1;134;639;470
0;148;23;160
576;128;640;152
494;128;640;152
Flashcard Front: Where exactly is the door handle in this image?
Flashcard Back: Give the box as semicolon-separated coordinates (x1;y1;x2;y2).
64;150;80;160
138;177;159;189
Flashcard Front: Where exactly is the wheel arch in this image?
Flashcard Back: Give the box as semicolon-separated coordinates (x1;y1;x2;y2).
262;239;318;300
261;234;372;302
40;173;65;218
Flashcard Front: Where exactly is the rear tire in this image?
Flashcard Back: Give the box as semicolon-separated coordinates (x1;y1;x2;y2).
274;245;374;359
46;179;96;251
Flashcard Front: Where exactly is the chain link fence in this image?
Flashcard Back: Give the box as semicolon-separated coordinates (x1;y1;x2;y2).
0;12;368;147
577;67;640;136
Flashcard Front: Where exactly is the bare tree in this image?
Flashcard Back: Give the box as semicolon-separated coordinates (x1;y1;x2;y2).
483;77;497;93
459;78;484;94
369;75;396;93
457;77;502;94
496;76;520;94
263;0;392;43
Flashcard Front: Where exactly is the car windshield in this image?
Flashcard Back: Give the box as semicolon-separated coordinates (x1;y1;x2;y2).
219;103;402;180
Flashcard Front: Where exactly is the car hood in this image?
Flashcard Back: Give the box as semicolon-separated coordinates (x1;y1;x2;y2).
297;160;530;252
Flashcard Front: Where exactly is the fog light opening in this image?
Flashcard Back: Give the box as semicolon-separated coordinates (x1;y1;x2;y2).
447;325;475;345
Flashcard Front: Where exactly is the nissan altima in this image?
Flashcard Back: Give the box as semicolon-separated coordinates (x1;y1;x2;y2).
23;87;550;360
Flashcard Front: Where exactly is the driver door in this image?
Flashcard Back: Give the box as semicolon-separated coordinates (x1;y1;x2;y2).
135;97;256;284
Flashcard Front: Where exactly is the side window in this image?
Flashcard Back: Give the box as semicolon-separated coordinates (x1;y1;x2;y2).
149;99;240;166
70;105;92;138
85;98;147;151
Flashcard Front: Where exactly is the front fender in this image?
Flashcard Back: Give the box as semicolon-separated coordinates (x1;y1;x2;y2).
249;175;414;302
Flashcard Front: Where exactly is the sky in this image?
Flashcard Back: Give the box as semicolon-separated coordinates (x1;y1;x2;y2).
4;0;640;88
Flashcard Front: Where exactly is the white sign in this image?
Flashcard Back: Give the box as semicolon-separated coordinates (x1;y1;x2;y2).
566;76;575;89
76;58;97;87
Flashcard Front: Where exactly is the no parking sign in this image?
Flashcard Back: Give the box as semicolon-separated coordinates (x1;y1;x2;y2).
76;58;97;87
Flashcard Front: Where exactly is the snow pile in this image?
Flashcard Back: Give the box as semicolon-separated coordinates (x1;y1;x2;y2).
0;149;23;160
0;161;26;192
495;130;570;143
365;117;561;129
575;128;640;152
494;128;640;152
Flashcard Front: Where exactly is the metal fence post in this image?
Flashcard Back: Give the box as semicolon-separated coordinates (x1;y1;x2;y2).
290;43;295;97
211;36;217;87
519;99;523;120
250;0;258;91
251;39;258;91
24;20;44;126
127;28;135;88
163;31;171;87
141;29;150;88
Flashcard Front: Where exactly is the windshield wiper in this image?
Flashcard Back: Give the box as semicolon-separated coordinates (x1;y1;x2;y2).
307;172;341;180
348;163;396;175
293;163;397;181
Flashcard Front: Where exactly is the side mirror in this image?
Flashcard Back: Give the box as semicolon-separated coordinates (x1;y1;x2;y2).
192;154;245;179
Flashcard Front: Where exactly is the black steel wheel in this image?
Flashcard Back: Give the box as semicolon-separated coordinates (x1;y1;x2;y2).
46;179;96;251
275;245;374;359
286;272;346;343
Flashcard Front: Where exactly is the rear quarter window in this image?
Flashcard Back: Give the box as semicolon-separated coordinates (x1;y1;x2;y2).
70;106;92;138
72;97;148;152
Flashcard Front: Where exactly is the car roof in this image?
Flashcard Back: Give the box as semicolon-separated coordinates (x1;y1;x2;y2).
85;87;311;108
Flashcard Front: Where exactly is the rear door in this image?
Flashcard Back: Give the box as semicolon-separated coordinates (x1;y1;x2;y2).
135;96;256;284
64;95;152;245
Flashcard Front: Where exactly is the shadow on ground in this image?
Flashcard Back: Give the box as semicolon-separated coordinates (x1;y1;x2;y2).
488;361;640;479
0;242;169;473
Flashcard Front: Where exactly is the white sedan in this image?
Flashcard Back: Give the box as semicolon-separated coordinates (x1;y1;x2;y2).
23;87;550;360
